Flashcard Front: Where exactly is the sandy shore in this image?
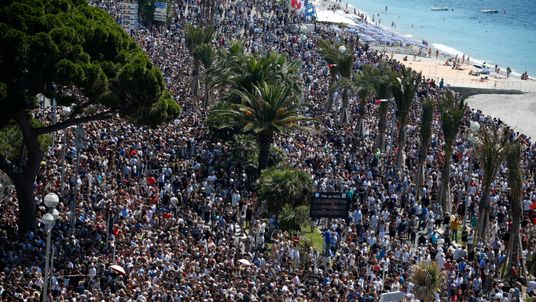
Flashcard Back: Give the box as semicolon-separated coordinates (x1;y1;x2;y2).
466;93;536;139
390;53;536;93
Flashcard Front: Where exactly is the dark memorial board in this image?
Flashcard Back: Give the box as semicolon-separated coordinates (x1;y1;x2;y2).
310;192;349;219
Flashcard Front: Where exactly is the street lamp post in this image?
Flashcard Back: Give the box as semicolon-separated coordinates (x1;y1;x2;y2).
42;193;59;302
60;106;71;198
69;125;84;231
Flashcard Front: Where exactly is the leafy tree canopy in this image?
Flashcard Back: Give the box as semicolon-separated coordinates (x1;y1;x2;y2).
0;0;181;129
258;166;313;215
0;0;180;232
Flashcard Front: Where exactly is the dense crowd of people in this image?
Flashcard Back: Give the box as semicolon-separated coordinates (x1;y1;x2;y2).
0;0;535;301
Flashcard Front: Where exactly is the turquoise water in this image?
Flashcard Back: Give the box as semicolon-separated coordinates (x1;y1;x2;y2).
350;0;536;76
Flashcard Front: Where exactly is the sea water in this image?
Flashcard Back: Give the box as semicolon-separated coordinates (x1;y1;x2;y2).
349;0;536;76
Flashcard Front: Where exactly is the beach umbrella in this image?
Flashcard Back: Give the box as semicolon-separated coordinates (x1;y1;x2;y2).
110;264;126;275
238;259;253;266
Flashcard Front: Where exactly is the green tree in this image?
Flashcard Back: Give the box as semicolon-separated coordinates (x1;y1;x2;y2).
279;204;311;233
258;166;313;215
208;50;302;104
317;40;354;122
205;101;244;140
218;82;311;173
502;141;526;279
438;92;465;214
368;63;396;152
227;134;258;175
185;24;214;96
412;261;444;302
475;126;508;243
393;66;422;172
352;65;376;138
225;135;287;177
193;43;215;108
0;0;180;232
415;100;434;202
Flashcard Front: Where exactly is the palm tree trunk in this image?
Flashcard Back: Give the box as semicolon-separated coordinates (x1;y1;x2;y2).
504;218;522;278
415;147;427;202
439;146;452;214
203;75;211;108
339;88;349;124
356;97;367;138
257;133;273;174
476;180;492;243
326;73;336;112
376;102;388;152
396;119;408;172
192;59;200;97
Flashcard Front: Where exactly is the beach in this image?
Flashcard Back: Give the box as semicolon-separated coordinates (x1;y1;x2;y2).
390;53;536;93
312;0;536;142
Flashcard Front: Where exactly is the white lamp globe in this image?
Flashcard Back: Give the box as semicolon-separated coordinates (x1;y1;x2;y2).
51;208;60;220
338;45;347;53
42;213;55;226
44;193;59;209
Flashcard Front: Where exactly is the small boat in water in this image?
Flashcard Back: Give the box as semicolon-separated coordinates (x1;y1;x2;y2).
481;8;500;14
431;5;449;11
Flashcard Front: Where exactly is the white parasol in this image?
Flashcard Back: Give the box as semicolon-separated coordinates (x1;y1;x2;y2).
110;264;126;275
238;259;253;266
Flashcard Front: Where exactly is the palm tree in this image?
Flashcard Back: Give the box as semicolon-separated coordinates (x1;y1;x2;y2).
317;39;354;119
258;166;313;215
412;261;444;302
475;125;508;243
208;50;302;103
393;66;422;171
194;43;215;108
502;141;526;279
371;64;397;152
221;82;311;173
438;91;466;215
185;25;214;96
376;100;389;152
415;99;434;202
352;65;376;138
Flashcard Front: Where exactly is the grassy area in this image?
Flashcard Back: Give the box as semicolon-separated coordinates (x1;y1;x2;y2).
302;225;323;251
